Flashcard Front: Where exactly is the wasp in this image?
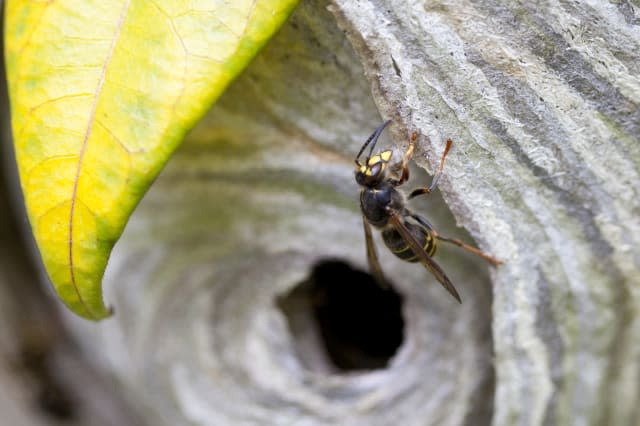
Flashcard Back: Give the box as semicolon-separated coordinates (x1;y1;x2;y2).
355;120;502;302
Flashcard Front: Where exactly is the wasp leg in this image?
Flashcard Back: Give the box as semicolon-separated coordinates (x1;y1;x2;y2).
408;187;433;199
390;131;418;186
409;212;503;266
433;234;503;266
408;138;452;199
398;131;418;184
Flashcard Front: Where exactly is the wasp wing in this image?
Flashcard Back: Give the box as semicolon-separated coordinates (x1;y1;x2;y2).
388;214;461;303
363;216;388;288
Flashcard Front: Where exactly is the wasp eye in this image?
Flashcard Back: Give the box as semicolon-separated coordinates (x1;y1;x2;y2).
368;162;382;177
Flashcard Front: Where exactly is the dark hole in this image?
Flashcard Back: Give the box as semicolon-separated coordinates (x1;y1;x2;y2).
278;259;404;372
19;337;76;421
36;381;76;421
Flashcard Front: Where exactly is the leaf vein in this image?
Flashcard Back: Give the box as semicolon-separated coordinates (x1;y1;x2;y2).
68;0;132;319
28;93;93;114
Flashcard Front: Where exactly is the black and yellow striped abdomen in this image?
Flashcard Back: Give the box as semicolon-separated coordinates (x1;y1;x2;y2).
381;221;436;262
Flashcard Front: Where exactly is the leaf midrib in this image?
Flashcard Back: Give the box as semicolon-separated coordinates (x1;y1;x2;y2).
68;0;132;319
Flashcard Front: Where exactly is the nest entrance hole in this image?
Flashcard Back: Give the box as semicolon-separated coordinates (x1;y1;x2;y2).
278;259;404;372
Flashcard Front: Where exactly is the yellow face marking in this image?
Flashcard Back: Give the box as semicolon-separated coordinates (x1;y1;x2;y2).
359;164;375;176
367;150;393;167
368;154;382;166
359;150;392;178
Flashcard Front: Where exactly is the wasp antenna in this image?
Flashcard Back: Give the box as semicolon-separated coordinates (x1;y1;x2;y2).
367;120;392;159
355;120;392;162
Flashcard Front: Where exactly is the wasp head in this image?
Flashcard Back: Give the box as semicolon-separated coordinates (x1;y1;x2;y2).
355;150;393;186
355;120;393;187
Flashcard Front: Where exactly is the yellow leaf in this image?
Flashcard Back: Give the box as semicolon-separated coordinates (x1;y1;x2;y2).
5;0;299;320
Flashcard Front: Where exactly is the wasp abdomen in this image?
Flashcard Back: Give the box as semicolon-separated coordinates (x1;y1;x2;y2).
382;222;436;262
